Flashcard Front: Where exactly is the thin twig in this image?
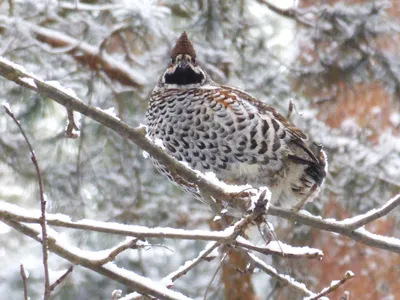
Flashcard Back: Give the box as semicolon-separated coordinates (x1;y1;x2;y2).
94;238;140;265
19;264;29;300
48;265;74;293
338;194;400;230
307;271;354;300
0;218;190;300
203;253;227;300
164;242;219;283
164;195;269;284
246;252;315;297
65;109;79;139
235;238;323;260
3;104;51;299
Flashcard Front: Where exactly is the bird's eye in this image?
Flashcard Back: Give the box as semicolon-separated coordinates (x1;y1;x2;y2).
191;57;196;64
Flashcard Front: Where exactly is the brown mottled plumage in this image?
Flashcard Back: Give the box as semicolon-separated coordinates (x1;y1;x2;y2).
146;32;327;210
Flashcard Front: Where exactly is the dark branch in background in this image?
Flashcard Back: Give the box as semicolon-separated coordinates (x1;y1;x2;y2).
0;16;146;90
93;238;142;266
65;108;79;139
19;264;29;300
48;265;74;294
0;57;399;254
3;104;51;299
259;1;400;100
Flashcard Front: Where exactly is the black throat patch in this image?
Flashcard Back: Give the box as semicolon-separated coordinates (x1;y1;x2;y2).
164;67;204;85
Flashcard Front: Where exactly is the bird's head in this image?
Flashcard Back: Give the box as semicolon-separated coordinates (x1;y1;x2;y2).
160;32;207;88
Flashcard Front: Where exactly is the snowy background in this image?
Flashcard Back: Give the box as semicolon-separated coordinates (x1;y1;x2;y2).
0;0;399;299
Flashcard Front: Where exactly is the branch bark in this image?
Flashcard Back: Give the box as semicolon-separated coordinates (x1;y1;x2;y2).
3;104;51;299
0;16;146;90
0;217;191;300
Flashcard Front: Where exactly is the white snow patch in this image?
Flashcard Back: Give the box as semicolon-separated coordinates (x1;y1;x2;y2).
154;138;165;149
341;118;359;135
0;223;10;234
0;56;27;73
390;113;400;127
111;289;122;299
356;227;400;247
201;171;253;194
371;106;381;115
96;106;120;120
138;123;148;130
237;236;323;256
2;102;10;111
142;151;150;159
104;262;190;300
45;80;78;98
19;77;37;88
213;215;221;222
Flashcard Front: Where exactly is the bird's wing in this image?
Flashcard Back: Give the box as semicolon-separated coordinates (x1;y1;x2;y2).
220;85;307;140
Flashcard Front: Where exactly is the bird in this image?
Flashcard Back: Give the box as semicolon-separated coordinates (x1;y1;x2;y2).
146;32;327;211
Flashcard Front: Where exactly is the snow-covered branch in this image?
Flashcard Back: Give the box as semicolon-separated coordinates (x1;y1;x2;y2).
1;55;400;299
0;56;399;256
0;217;191;300
269;199;400;254
0;201;322;260
0;16;146;89
246;252;315;297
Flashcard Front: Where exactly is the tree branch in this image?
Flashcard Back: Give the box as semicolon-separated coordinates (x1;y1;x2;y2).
307;271;354;300
0;16;146;89
338;194;400;230
48;265;74;293
0;56;245;210
163;241;219;284
3;104;51;299
0;217;191;300
0;201;324;260
246;252;315;297
19;264;29;300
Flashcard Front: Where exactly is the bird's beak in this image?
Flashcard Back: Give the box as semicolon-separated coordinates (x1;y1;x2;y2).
177;60;189;69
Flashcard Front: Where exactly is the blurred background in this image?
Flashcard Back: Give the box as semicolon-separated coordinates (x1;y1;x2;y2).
0;0;399;299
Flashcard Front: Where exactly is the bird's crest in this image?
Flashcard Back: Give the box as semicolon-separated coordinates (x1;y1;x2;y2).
171;32;196;59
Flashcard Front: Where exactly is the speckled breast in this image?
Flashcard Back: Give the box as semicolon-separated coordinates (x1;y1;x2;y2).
146;86;290;188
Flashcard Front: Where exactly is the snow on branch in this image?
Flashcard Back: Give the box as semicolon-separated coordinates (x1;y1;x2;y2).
269;201;400;254
246;252;315;297
337;194;400;230
0;196;328;298
0;201;324;262
0;57;400;255
1;55;400;299
0;217;191;300
0;16;146;89
305;271;354;300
